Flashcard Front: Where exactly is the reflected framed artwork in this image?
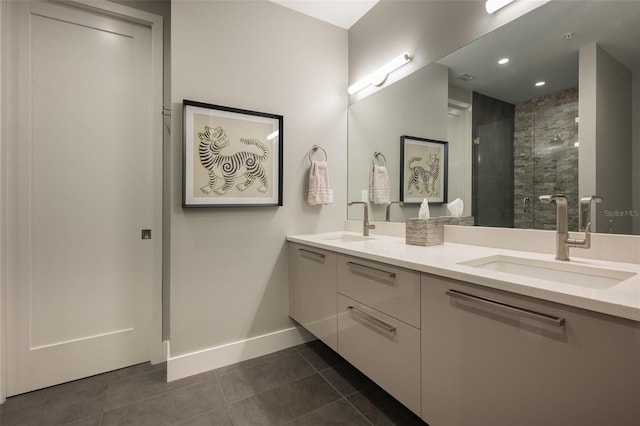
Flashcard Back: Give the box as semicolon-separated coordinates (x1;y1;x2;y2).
400;135;448;204
183;100;283;207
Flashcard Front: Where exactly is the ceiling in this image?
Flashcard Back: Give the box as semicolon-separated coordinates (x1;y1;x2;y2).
270;0;379;29
438;1;640;104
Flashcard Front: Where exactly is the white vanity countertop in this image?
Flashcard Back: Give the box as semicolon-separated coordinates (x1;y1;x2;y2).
287;231;640;322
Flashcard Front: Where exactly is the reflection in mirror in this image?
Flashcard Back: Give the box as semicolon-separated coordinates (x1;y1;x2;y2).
348;63;472;222
347;0;639;234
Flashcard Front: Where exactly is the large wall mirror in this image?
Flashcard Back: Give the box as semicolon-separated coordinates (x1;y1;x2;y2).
347;0;639;235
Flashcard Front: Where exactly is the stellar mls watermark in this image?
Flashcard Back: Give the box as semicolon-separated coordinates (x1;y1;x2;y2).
603;209;639;217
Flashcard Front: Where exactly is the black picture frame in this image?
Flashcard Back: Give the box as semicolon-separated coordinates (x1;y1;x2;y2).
182;100;283;207
400;135;448;204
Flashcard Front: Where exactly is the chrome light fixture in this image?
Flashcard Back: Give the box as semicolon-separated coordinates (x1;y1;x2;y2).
485;0;516;14
348;52;413;95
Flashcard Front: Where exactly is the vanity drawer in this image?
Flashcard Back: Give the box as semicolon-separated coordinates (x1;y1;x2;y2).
337;255;420;328
338;294;421;416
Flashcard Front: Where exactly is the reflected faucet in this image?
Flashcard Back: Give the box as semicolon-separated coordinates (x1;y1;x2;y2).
348;201;375;236
579;195;603;231
539;194;591;261
385;201;403;222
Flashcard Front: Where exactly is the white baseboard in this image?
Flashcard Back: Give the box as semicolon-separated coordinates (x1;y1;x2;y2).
167;326;315;382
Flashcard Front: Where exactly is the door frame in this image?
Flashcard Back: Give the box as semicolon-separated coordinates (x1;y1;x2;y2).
0;0;165;402
447;99;472;217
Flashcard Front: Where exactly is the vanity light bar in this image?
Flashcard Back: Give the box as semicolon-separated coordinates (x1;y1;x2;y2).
485;0;516;14
348;52;413;95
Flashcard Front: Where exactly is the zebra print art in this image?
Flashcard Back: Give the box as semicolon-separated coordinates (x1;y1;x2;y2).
406;154;440;197
197;125;269;195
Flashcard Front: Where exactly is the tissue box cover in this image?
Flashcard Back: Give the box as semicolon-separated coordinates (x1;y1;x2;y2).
406;217;474;246
406;218;443;246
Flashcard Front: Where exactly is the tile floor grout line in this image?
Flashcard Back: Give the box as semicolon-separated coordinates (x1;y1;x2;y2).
283;396;371;426
170;406;221;426
218;357;319;405
343;399;375;426
101;371;218;417
299;350;376;426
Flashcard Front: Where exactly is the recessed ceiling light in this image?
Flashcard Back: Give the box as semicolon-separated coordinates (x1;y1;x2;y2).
498;58;510;65
535;81;546;87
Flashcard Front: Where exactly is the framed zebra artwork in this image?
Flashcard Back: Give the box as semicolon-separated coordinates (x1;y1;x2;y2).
182;100;283;207
400;135;448;204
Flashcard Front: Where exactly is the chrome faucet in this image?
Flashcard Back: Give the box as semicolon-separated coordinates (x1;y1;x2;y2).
385;201;403;222
348;201;375;236
539;194;591;261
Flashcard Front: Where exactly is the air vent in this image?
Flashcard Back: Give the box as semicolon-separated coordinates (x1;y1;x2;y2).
457;73;476;82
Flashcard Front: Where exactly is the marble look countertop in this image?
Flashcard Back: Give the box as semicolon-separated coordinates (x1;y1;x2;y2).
287;231;640;322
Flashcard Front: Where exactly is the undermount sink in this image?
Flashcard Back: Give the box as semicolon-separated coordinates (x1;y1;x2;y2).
459;255;635;289
321;234;376;243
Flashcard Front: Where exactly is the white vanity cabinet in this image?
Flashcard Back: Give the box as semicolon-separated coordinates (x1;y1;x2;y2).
289;243;337;350
421;274;640;426
337;255;421;415
288;237;640;426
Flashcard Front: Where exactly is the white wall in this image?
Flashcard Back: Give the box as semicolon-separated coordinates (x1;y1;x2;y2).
348;0;548;103
169;0;347;372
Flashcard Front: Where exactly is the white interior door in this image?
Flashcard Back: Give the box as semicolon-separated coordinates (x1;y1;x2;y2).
7;1;158;395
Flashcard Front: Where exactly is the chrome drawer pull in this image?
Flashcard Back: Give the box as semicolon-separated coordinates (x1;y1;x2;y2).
446;289;566;327
298;248;325;262
346;261;396;281
347;306;396;333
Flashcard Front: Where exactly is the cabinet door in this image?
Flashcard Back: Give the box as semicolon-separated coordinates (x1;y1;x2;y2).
289;243;337;350
338;294;421;416
421;274;640;426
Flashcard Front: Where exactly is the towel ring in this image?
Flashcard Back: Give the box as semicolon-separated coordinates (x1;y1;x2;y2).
372;152;387;167
308;145;328;162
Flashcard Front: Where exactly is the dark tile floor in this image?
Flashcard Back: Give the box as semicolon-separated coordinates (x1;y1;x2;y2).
0;340;427;425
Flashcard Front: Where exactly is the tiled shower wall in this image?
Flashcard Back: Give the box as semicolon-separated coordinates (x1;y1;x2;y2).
514;87;579;230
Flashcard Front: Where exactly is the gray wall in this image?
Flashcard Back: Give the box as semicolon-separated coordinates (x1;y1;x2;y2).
634;71;640;234
471;93;514;228
0;0;5;404
580;43;633;234
170;0;348;357
595;45;633;234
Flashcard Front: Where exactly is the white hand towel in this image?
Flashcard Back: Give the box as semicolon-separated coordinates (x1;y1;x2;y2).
369;165;391;204
307;160;333;205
